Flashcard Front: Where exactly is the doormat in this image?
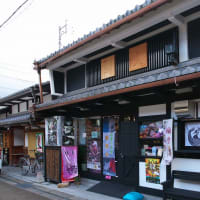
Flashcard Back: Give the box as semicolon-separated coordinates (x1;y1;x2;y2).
87;181;135;198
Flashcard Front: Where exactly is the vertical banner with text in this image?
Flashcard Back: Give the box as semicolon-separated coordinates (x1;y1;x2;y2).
61;146;78;181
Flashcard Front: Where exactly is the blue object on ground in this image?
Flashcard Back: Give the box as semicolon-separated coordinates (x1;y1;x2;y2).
123;192;144;200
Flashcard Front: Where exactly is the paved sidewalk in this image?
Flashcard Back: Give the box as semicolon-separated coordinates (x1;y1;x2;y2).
1;166;162;200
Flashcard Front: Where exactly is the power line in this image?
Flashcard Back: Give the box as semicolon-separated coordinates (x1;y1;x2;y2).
0;0;30;30
0;86;18;91
0;74;35;83
0;65;34;74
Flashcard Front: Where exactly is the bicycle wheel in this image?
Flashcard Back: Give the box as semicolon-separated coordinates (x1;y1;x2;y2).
20;159;29;176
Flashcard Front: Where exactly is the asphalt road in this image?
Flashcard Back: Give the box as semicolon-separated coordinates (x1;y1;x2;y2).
0;179;50;200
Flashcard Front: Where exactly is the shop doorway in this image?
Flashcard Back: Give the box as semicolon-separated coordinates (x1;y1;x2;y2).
116;118;138;185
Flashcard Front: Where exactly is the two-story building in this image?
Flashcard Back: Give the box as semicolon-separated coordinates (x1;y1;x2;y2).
34;0;200;197
0;82;50;166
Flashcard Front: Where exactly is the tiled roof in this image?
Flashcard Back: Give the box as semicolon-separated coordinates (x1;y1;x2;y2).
0;113;31;126
35;0;158;65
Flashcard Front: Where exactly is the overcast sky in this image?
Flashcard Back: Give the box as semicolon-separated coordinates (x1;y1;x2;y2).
0;0;145;97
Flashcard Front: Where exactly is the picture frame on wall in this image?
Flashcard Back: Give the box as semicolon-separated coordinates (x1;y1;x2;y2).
139;121;164;139
185;122;200;148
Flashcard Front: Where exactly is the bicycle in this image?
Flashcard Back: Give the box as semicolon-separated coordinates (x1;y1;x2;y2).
19;150;43;176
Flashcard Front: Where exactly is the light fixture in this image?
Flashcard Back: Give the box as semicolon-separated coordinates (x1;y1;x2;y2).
118;100;130;105
95;102;103;106
175;87;193;94
80;107;89;111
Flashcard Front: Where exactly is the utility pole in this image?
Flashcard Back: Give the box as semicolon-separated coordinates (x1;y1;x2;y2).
58;20;68;50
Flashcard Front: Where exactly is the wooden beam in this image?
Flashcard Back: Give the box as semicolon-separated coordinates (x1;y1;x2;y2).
36;65;44;104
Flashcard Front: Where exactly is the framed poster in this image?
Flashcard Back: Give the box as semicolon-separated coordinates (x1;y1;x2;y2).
145;158;160;184
140;121;164;139
45;116;62;146
87;140;101;171
62;119;75;146
185;122;200;147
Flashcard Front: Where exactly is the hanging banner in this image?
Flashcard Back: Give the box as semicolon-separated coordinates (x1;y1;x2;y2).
61;146;78;181
87;140;101;170
103;118;116;176
161;119;173;165
145;158;160;184
36;133;43;152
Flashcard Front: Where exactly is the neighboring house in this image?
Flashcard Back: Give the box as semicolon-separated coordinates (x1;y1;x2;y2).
0;82;50;166
34;0;200;197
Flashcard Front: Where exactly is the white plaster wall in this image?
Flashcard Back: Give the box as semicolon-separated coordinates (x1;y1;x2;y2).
0;113;6;119
139;104;166;117
139;162;166;190
12;105;18;114
172;158;200;192
43;94;52;103
19;102;27;112
13;128;24;146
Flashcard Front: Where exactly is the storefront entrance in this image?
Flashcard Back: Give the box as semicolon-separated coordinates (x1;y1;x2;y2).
116;119;138;186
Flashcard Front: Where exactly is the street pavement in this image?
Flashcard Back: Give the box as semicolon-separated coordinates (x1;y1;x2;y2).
0;179;51;200
0;166;162;200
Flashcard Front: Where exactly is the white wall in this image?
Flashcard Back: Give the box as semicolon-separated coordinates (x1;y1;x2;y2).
19;102;27;112
12;104;18;114
139;104;166;117
172;158;200;192
139;161;166;190
13;128;24;146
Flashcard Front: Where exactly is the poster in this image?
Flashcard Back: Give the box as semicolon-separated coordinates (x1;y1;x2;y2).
45;116;62;146
62;119;75;146
139;121;164;138
161;119;173;165
36;133;43;152
185;122;200;147
87;140;101;170
103;118;116;176
145;158;160;184
61;146;78;181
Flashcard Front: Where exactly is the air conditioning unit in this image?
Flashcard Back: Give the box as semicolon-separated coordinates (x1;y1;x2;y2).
174;100;195;118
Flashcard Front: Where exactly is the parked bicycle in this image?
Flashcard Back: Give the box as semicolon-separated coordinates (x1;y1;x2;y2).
19;150;43;176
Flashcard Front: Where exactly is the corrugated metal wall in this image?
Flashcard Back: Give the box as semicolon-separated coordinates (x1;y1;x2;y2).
87;28;178;87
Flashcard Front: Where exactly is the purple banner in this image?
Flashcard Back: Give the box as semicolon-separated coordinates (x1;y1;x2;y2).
61;146;78;181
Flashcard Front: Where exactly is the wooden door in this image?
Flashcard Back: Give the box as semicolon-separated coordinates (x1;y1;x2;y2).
45;147;61;183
